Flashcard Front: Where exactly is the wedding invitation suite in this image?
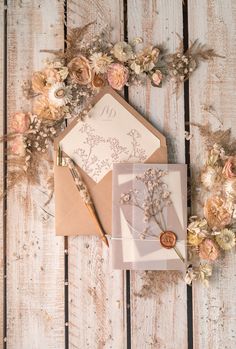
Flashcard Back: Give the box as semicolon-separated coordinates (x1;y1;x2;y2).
54;87;167;236
112;163;187;270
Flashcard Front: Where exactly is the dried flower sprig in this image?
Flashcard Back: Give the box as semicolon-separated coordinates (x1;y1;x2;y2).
120;168;185;263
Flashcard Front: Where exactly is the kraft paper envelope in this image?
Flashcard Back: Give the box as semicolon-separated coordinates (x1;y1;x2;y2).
54;86;167;236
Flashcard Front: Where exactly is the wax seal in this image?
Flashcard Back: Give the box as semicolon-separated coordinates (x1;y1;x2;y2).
160;231;177;249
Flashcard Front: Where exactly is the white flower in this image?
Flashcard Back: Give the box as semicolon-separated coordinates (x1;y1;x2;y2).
215;228;235;250
48;82;71;107
201;166;220;190
113;41;133;62
198;263;213;287
224;178;236;198
90;52;113;74
185;267;197;285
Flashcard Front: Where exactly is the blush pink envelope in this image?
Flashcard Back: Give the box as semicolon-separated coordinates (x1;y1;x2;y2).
54;87;167;236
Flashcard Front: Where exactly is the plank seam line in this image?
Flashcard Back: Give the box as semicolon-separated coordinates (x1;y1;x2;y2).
182;1;193;349
123;1;131;348
64;1;69;349
3;1;8;348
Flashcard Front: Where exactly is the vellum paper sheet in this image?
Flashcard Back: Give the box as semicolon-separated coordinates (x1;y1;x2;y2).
112;163;187;271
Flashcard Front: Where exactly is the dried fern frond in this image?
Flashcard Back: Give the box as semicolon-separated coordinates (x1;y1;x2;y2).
192;122;236;153
188;39;224;61
41;22;95;63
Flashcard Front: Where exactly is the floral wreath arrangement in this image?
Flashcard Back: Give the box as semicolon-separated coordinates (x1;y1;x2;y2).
185;125;236;287
2;23;228;286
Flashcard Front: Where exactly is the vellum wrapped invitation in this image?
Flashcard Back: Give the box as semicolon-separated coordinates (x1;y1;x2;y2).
112;163;187;270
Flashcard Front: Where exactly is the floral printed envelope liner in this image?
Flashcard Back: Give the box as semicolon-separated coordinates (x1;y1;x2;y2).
112;163;187;270
60;91;161;183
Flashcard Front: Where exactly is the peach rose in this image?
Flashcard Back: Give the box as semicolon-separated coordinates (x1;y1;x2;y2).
204;195;232;229
10;112;30;133
11;136;25;156
68;55;92;85
107;63;129;90
199;238;219;261
222;157;236;179
152;70;163;86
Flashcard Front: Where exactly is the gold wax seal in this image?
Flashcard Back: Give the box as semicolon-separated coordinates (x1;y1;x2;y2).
160;231;177;249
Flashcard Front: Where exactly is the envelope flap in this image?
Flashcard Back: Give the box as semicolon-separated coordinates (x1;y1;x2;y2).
54;86;166;150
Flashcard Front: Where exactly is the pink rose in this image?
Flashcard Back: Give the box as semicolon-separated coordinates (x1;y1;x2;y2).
222;157;236;179
107;63;129;90
199;238;219;261
152;70;163;86
10;112;30;133
11;136;25;156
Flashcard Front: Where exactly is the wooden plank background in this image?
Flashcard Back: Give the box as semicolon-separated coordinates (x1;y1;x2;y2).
1;1;236;349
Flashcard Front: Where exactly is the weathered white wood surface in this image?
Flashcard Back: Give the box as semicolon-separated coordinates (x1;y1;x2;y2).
6;1;65;348
0;2;5;348
128;1;188;348
1;1;236;349
67;1;126;349
189;1;236;348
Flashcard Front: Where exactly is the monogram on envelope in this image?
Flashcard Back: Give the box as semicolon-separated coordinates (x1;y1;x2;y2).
112;163;187;270
54;87;167;236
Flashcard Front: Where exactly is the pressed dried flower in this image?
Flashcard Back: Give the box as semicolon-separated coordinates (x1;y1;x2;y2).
199;238;219;261
120;193;131;204
204;195;232;229
215;228;235;250
112;41;133;62
90;52;113;74
48;82;71;107
68;55;92;85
